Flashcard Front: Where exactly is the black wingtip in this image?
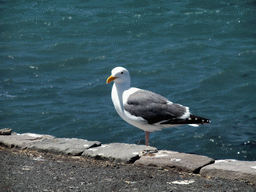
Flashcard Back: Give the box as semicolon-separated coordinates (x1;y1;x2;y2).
189;114;211;124
159;114;211;125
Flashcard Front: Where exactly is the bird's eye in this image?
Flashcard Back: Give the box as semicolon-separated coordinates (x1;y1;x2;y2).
121;72;124;74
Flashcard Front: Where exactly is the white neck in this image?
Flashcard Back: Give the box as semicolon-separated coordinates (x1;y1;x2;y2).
111;81;130;116
115;80;130;92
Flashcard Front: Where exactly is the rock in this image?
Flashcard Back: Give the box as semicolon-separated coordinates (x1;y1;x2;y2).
200;159;256;184
0;128;12;135
82;143;158;163
0;133;101;156
30;138;101;156
0;133;55;149
134;150;215;173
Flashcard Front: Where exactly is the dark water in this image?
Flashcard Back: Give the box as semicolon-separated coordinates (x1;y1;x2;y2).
1;0;256;160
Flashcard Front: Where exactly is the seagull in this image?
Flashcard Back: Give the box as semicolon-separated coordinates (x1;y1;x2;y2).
106;67;210;146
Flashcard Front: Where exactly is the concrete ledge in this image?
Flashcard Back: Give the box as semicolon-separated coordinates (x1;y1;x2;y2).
200;159;256;184
0;133;101;156
82;143;157;163
0;129;255;185
0;133;55;149
30;138;101;156
134;150;215;173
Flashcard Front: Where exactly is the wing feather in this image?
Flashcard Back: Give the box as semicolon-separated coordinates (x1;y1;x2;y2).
124;90;189;125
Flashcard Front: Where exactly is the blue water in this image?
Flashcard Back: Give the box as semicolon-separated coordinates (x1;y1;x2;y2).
1;0;256;161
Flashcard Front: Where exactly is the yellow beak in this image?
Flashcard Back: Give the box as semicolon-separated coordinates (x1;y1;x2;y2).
106;75;117;84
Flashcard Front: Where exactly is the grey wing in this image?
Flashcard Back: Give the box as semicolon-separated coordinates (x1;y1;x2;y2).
124;90;188;125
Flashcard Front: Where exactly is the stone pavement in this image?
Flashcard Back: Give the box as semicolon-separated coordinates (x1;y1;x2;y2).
0;129;255;185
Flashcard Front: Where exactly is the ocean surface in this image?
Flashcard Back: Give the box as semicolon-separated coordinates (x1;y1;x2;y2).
1;0;256;161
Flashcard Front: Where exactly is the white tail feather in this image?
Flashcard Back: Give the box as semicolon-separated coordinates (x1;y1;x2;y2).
189;124;199;127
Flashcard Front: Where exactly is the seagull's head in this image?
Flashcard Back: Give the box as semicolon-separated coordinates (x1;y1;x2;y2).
106;67;130;84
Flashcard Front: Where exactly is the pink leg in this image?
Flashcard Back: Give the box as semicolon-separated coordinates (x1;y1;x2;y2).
145;131;150;146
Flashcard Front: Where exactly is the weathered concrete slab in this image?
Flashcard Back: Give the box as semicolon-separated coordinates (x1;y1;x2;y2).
200;159;256;184
31;138;101;156
0;133;101;156
82;143;158;163
0;133;55;149
134;150;215;173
